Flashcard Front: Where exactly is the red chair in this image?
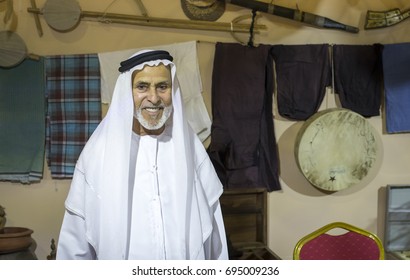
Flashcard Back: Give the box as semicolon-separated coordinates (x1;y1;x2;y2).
293;222;384;260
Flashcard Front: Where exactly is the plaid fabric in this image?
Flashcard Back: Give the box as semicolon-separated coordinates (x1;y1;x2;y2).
45;54;101;178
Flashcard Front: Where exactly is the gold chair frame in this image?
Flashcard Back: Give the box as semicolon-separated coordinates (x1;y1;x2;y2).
293;222;385;260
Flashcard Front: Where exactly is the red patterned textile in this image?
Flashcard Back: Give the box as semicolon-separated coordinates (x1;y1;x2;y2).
299;231;381;260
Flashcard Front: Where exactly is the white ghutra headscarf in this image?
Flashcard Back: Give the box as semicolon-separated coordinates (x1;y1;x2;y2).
64;50;225;259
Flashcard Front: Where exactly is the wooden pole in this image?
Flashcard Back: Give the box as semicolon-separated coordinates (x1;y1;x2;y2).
27;7;266;34
134;0;148;17
29;0;43;37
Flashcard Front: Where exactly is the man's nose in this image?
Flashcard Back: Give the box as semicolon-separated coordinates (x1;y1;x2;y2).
147;87;160;104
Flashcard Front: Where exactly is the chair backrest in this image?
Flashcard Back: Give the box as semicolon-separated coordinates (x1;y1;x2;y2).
293;222;384;260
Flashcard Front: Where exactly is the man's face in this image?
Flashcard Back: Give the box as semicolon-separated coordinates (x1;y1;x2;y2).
132;64;173;132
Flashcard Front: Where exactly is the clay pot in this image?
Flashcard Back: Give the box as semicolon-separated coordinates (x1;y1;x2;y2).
0;227;33;254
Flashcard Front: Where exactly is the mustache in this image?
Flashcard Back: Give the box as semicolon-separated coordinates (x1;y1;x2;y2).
140;103;166;109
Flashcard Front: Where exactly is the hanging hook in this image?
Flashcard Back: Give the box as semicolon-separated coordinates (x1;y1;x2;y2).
247;9;257;47
98;0;119;24
230;12;261;46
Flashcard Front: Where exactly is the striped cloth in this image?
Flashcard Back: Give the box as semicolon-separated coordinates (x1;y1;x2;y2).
0;58;46;183
45;54;101;178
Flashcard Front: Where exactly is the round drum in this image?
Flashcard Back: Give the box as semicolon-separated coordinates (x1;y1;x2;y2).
43;0;81;32
295;108;378;192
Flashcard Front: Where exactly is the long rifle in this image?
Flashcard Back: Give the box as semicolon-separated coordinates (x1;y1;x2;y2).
364;8;410;29
223;0;359;33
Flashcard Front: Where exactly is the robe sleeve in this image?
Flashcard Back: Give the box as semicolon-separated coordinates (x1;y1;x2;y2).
196;144;229;260
56;210;96;259
56;166;97;260
209;202;229;260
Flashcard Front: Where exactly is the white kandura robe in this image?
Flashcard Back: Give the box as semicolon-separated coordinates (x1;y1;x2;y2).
56;51;228;260
128;128;220;259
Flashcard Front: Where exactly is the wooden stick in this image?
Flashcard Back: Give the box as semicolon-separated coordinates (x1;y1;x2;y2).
27;7;266;34
134;0;148;17
82;10;266;33
29;0;43;37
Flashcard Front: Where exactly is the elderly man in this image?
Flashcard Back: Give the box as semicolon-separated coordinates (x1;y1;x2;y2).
56;50;228;260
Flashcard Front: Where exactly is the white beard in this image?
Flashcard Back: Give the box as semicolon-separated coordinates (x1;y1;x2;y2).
134;105;173;130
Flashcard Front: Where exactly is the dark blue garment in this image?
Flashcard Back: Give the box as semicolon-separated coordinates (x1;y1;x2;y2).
333;44;383;117
271;44;331;121
382;43;410;133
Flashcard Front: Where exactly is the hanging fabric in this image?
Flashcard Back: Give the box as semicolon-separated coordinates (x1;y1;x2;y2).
208;42;281;192
333;44;383;117
0;58;45;183
45;54;102;178
382;42;410;133
271;44;331;121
